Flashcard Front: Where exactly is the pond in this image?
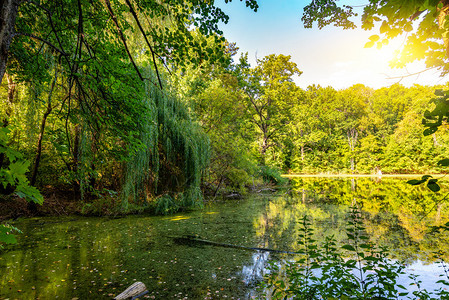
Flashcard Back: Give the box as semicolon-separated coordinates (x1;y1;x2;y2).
1;177;449;299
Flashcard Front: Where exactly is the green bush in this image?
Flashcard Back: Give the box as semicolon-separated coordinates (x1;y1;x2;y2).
259;165;288;185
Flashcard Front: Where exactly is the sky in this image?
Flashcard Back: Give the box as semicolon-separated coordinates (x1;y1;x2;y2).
216;0;449;90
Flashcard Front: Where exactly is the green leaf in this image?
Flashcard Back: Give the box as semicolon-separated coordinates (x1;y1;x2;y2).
0;226;18;244
9;160;30;177
438;158;449;166
407;179;424;185
423;110;435;120
423;127;438;136
16;185;44;204
342;244;356;251
427;180;440;192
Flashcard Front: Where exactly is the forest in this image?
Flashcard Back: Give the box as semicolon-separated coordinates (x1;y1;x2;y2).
1;0;449;218
2;0;449;298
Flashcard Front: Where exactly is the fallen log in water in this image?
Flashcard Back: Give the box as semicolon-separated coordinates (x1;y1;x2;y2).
172;235;298;255
114;281;148;300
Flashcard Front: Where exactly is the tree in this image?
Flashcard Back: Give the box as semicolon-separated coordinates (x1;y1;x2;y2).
290;85;336;172
238;53;302;165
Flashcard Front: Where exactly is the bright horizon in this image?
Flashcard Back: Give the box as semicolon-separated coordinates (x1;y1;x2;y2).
217;0;449;90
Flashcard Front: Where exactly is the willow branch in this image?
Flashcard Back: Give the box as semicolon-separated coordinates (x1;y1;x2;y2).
23;0;50;13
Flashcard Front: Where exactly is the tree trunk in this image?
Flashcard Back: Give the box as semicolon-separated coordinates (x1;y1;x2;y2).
31;65;58;185
28;96;51;214
72;125;81;194
0;0;19;85
260;130;269;166
2;73;15;127
436;203;442;223
260;144;267;166
432;133;440;147
0;73;15;177
300;144;304;161
30;107;52;185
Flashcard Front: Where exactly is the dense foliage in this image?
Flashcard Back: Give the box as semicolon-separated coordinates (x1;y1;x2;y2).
189;57;449;175
2;1;449;299
0;1;260;217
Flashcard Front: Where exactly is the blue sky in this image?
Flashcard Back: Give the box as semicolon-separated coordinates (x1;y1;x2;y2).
216;0;449;90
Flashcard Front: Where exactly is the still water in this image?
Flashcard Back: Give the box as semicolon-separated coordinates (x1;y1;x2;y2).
1;177;448;299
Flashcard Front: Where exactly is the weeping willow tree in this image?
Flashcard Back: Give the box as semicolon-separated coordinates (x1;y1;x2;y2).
120;66;210;213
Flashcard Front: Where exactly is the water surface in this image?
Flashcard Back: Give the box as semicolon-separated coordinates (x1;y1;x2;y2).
1;177;448;299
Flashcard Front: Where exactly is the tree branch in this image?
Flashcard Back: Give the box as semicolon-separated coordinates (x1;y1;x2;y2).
383;66;439;81
104;0;144;81
13;32;69;56
125;0;163;89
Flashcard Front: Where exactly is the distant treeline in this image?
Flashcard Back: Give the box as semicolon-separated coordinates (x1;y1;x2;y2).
185;53;449;192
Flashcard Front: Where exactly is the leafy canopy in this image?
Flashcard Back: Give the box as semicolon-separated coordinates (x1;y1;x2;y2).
302;0;449;75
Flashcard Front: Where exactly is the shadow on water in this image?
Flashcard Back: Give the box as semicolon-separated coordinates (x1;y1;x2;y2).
0;177;448;299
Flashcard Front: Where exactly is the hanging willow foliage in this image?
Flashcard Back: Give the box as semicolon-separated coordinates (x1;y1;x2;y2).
120;66;210;212
2;47;209;215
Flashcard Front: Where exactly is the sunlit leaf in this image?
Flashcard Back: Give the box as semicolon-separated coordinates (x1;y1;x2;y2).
364;41;375;48
369;34;380;42
380;21;389;34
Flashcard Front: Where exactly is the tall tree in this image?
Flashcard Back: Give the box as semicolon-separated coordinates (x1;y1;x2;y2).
336;85;370;171
239;54;302;165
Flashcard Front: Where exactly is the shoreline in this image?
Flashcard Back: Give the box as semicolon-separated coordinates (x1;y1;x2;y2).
283;174;448;178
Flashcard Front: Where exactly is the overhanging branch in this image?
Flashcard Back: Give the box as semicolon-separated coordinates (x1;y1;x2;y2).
125;0;163;89
104;0;144;81
13;32;69;56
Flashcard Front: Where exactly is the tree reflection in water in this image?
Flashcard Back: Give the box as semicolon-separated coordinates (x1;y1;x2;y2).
1;177;448;298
